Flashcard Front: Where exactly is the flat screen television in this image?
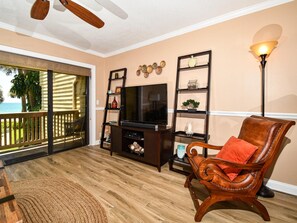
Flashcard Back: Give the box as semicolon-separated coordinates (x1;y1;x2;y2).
121;83;167;126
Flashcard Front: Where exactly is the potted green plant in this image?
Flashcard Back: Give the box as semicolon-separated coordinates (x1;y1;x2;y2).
182;99;200;111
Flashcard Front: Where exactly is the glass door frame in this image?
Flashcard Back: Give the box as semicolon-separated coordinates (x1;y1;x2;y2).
48;70;89;154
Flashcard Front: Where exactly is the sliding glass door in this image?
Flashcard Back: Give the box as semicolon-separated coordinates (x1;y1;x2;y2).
0;68;88;163
49;72;88;152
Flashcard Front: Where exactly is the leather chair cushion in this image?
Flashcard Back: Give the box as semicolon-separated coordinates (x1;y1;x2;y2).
216;136;258;180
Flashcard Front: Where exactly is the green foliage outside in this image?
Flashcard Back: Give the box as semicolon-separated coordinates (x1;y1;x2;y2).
0;85;3;103
0;65;41;112
0;65;42;151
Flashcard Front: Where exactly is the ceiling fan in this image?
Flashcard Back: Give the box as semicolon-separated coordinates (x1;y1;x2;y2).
30;0;128;29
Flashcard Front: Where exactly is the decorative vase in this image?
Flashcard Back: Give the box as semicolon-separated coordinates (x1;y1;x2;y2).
185;122;193;136
177;144;186;159
111;97;118;108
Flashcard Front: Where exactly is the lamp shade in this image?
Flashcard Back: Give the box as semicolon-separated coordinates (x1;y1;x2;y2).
250;41;278;57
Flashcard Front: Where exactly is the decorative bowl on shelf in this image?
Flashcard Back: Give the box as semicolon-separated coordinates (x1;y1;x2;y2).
181;106;197;112
187;80;198;89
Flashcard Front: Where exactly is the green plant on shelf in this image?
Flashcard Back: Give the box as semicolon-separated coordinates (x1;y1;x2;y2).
182;99;200;110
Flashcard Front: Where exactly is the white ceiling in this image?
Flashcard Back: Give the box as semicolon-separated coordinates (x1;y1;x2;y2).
0;0;291;57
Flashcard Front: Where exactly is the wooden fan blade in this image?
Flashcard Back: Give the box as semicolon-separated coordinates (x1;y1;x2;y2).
31;0;50;20
59;0;104;29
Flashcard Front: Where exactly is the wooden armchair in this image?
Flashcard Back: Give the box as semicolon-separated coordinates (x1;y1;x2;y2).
185;115;295;222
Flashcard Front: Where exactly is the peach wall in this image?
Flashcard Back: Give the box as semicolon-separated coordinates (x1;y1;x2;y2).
103;1;297;185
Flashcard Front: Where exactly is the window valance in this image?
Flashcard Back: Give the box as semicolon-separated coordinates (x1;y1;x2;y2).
0;50;90;76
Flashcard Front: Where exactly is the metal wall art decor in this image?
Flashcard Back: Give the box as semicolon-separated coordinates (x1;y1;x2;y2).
136;60;166;78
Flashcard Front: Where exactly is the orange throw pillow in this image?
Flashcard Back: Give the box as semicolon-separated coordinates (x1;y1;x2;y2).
216;136;258;181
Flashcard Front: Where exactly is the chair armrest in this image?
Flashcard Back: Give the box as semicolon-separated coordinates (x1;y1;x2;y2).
186;141;223;158
198;157;264;181
202;158;263;170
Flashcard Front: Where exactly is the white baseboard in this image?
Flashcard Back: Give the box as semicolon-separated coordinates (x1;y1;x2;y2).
264;178;297;196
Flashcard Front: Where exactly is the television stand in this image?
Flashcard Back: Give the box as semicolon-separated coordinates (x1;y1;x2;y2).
110;125;173;172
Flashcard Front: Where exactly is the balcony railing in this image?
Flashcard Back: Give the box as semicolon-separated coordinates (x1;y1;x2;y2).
0;110;79;152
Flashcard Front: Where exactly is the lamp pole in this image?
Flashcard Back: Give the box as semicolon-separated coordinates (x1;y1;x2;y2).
260;54;267;117
250;40;278;198
258;53;275;198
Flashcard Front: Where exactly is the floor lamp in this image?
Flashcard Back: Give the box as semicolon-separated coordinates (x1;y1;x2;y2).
250;40;278;198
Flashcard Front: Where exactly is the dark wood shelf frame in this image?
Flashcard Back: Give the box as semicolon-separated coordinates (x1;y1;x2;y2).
106;92;121;96
100;68;127;150
105;108;121;111
109;77;125;81
173;131;208;141
169;154;192;175
170;50;212;174
176;110;207;115
177;87;208;93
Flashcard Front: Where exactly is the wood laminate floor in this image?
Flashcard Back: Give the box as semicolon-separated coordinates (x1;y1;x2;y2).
5;146;297;223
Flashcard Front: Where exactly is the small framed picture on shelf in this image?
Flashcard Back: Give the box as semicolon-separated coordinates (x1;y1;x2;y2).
115;86;121;94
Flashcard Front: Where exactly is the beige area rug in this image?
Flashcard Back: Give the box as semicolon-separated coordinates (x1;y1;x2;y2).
11;177;108;223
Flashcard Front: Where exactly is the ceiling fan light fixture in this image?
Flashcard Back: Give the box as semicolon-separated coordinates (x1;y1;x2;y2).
95;0;128;19
53;0;66;11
